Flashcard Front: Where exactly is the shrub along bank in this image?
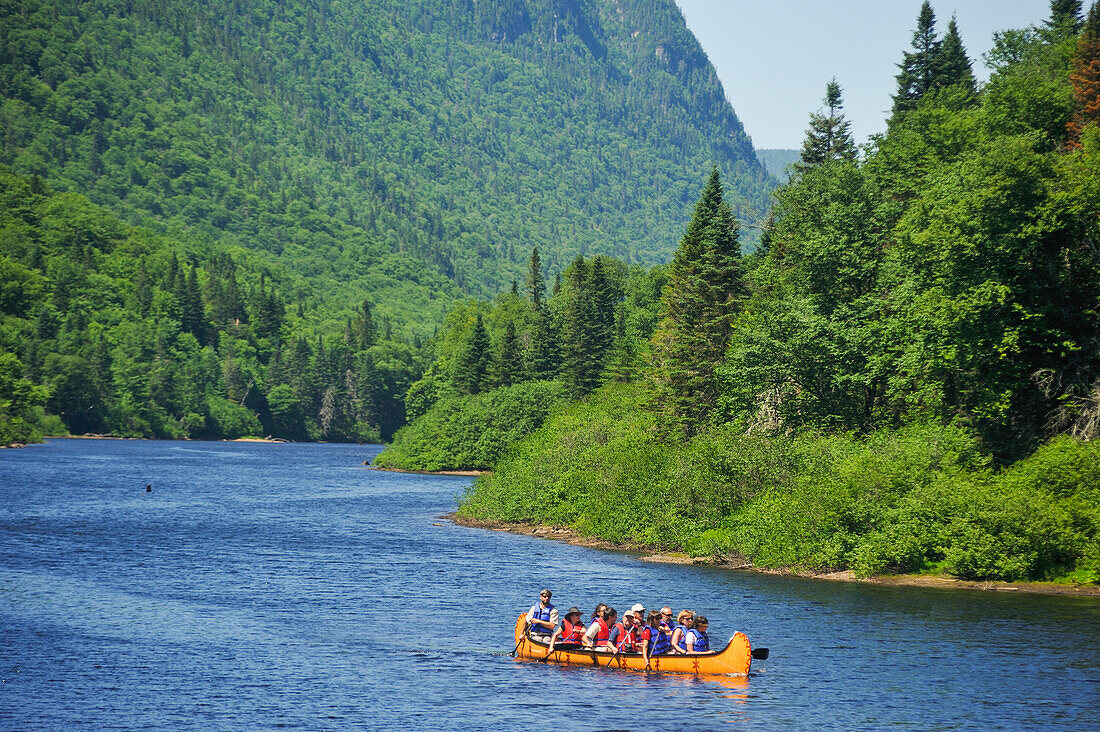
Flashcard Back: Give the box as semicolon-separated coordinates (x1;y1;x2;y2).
456;383;1100;584
371;380;569;471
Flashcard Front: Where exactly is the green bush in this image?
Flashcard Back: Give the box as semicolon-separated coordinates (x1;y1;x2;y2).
373;380;569;471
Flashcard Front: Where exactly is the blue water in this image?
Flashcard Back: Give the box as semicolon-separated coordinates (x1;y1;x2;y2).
2;439;1099;730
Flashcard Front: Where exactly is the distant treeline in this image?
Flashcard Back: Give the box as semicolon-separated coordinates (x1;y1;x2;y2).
0;172;426;444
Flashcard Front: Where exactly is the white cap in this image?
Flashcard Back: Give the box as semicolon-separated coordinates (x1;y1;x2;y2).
631;603;645;613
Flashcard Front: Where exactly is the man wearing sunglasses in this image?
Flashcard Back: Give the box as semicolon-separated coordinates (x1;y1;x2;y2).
526;589;558;641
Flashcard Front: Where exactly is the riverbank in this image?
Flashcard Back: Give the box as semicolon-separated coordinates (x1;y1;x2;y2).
368;465;487;477
449;515;1100;598
50;434;293;443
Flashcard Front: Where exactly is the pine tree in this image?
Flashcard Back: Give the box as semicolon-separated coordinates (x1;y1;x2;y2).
1068;2;1100;146
588;256;616;359
1046;0;1084;36
494;319;523;387
560;256;594;397
179;264;205;339
526;246;545;309
649;168;743;436
454;312;491;394
937;16;977;94
893;1;942;115
794;78;857;174
526;309;559;380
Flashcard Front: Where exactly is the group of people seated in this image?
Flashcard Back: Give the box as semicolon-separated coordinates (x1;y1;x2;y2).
525;589;713;661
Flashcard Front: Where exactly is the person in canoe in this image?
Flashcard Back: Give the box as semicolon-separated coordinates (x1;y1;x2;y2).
608;608;638;652
640;609;673;666
547;606;585;653
669;610;694;654
587;603;607;632
659;606;675;635
686;615;711;653
526;589;558;642
583;606;617;651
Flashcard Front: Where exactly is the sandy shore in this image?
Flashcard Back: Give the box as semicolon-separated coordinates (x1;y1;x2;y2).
448;515;1100;598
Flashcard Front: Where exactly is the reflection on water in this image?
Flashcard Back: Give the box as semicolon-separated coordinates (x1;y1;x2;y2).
1;439;1098;730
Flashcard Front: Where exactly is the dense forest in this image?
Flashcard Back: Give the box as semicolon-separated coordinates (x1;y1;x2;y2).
0;0;771;294
442;2;1100;583
0;171;431;443
0;0;774;442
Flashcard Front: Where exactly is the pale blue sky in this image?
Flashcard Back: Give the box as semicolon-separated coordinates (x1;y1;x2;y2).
675;1;1055;149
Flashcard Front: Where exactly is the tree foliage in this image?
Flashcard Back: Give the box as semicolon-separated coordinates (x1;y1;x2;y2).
650;168;743;435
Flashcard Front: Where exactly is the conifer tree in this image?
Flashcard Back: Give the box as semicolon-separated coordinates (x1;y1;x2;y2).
1068;2;1100;146
560;256;596;397
454;312;491;394
526;309;559;380
1046;0;1084;36
526;246;545;309
937;16;977;94
649;168;743;436
494;319;523;387
179;264;205;339
588;256;616;359
794;78;857;174
893;1;942;115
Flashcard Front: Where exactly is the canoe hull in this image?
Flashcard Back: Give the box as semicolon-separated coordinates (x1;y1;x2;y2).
512;614;752;676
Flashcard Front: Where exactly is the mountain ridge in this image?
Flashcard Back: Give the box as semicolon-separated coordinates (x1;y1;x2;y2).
1;0;771;323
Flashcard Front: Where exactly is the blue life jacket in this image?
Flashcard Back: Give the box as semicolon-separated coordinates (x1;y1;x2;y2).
529;603;555;635
646;625;672;655
674;624;688;651
687;628;709;652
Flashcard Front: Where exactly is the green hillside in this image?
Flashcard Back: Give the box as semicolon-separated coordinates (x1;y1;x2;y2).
1;0;771;310
0;0;775;443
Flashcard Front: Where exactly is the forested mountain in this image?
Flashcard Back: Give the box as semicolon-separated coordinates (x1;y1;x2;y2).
755;149;799;183
0;0;773;443
1;0;770;304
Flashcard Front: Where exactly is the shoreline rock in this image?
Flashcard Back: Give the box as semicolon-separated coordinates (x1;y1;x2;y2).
447;515;1100;598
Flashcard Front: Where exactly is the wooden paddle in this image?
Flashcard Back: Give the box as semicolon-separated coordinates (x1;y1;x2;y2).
510;622;530;657
751;647;769;660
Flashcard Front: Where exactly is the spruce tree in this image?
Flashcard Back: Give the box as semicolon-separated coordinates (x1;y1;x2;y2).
454;312;491;394
794;78;857;174
588;256;616;360
494;319;523;387
526;246;545;309
560;256;596;397
1046;0;1084;36
649;168;743;436
937;16;977;94
526;309;559;380
893;1;942;115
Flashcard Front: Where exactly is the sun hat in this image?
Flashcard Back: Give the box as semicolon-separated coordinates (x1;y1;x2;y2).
565;606;582;617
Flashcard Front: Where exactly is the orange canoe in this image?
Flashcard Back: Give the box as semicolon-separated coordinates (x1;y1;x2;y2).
512;614;754;676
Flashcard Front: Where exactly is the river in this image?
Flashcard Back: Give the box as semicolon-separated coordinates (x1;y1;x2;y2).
1;439;1098;730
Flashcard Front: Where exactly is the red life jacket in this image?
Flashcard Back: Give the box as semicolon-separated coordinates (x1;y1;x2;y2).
560;619;584;644
612;622;636;651
592;617;610;643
